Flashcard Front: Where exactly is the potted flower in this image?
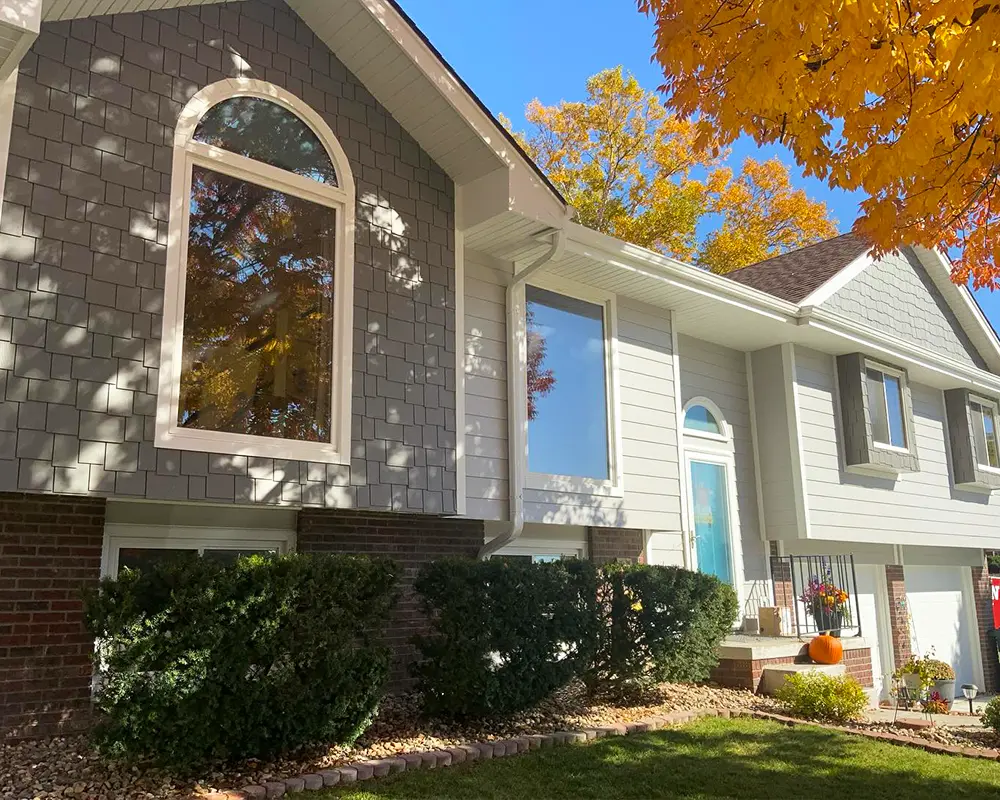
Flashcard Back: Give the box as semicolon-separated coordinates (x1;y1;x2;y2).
896;656;929;694
800;571;852;637
924;658;956;709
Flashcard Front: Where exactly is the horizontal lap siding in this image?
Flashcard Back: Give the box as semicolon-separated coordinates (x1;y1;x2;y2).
678;336;766;588
463;257;507;520
524;299;680;530
795;346;1000;547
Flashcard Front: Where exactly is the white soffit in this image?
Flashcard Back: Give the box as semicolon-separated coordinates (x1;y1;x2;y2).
0;0;40;79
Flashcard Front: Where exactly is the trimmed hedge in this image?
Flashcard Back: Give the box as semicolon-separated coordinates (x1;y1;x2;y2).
412;558;599;718
584;563;738;698
84;552;397;768
413;560;738;715
775;672;869;722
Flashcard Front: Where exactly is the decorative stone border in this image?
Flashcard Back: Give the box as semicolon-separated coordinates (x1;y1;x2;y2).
201;708;997;798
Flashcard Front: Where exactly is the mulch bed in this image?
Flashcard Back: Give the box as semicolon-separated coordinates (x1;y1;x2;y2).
2;683;777;800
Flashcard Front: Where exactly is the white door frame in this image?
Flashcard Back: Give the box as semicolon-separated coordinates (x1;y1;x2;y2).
684;447;746;613
859;564;896;700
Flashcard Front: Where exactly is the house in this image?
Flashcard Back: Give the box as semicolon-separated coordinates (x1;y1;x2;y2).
1;0;998;739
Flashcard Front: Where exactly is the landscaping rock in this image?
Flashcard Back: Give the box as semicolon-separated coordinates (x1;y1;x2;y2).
0;681;778;800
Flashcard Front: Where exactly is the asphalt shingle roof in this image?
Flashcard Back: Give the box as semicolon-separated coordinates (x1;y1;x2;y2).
723;233;871;304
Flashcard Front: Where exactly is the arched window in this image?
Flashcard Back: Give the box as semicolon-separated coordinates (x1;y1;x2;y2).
683;398;728;439
156;81;355;462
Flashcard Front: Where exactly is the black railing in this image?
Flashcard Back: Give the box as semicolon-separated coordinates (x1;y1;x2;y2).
770;554;862;638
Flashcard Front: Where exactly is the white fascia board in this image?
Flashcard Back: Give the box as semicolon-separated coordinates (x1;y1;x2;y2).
801;306;1000;395
563;224;799;320
797;250;875;309
351;0;565;221
909;245;1000;373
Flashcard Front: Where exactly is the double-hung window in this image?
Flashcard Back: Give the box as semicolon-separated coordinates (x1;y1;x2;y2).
865;364;908;450
157;80;355;463
971;396;1000;470
524;282;619;491
836;353;919;474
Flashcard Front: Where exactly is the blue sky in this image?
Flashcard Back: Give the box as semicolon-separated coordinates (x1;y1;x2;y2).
402;0;1000;329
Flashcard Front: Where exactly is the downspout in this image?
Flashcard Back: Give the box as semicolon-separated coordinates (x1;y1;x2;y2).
478;222;568;558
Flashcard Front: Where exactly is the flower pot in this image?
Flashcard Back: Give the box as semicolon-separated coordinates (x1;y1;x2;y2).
901;672;923;692
933;679;956;710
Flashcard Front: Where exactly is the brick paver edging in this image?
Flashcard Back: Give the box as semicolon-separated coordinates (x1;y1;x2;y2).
748;711;1000;761
200;708;997;798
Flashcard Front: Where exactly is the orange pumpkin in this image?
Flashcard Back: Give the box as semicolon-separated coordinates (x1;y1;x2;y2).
808;633;843;665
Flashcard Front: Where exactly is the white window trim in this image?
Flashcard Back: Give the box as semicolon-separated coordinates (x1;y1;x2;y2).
682;396;730;442
101;522;296;577
522;275;624;497
494;538;585;561
864;359;910;452
969;394;1000;471
156;78;356;464
684;448;746;615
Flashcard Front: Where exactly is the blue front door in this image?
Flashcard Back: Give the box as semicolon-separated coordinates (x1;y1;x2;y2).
689;460;733;585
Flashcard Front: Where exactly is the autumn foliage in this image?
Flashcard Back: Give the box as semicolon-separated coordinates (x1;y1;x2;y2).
640;0;1000;286
509;68;836;272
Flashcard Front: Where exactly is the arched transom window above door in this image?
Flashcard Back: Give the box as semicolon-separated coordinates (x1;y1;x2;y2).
156;80;355;464
683;398;730;441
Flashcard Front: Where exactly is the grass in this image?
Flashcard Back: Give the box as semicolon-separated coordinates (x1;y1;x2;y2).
317;717;1000;799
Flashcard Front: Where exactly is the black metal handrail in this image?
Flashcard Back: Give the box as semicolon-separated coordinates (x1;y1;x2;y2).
770;554;862;638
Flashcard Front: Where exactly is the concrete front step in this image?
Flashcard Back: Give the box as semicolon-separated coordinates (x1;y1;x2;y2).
759;662;846;696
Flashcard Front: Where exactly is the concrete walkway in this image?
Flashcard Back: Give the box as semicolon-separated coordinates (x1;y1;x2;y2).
867;694;996;729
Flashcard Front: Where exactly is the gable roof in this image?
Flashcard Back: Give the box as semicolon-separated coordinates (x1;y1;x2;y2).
723;233;871;303
31;0;566;217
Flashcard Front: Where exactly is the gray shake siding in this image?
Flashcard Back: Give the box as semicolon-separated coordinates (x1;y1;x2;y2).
823;247;986;368
0;0;458;511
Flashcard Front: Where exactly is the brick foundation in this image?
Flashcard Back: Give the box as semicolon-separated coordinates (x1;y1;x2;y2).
885;565;912;668
711;643;873;693
0;492;106;740
971;562;1000;692
297;510;484;687
587;528;645;566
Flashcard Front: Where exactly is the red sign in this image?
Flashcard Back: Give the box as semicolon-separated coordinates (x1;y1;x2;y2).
992;576;1000;630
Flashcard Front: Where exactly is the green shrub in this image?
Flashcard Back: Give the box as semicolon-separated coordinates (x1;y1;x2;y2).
775;672;869;723
982;696;1000;732
84;552;397;768
412;558;599;718
583;563;738;698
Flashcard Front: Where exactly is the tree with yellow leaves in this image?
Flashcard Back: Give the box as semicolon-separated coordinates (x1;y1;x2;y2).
640;0;1000;286
511;67;836;272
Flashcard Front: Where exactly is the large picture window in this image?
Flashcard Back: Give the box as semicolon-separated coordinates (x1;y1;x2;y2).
526;285;611;481
157;82;354;462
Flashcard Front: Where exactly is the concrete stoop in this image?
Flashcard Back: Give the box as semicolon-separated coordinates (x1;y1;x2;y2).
759;663;847;696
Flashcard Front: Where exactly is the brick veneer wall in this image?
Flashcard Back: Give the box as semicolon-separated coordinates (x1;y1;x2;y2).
771;558;794;611
0;0;458;512
0;492;105;739
885;565;912;668
587;528;645;566
711;644;873;692
971;563;1000;692
297;510;483;686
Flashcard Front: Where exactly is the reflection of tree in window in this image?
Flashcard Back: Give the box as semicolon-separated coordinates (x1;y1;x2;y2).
178;97;341;443
193;97;337;184
180;168;335;440
526;307;555;420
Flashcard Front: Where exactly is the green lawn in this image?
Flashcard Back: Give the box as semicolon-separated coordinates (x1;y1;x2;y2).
318;717;1000;799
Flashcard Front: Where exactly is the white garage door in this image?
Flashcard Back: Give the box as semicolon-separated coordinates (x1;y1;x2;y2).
855;566;888;700
905;566;980;688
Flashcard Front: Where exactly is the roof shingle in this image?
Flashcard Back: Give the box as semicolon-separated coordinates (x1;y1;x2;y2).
722;233;870;303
